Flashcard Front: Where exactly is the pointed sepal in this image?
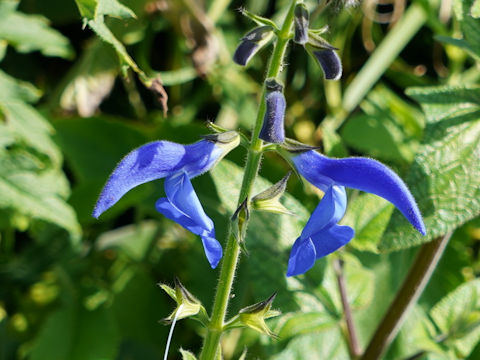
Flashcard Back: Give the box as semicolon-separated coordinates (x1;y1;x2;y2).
237;293;280;338
252;172;293;215
180;349;198;360
159;277;209;326
239;7;279;30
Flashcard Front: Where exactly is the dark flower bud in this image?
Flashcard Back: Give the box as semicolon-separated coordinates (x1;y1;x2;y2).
294;3;309;45
259;79;286;144
313;49;342;80
233;26;274;66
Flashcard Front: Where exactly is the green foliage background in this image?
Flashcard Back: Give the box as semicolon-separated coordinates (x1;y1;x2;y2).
1;0;480;359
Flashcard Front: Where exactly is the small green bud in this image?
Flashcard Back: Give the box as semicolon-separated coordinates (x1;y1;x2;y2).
238;293;280;338
252;172;293;215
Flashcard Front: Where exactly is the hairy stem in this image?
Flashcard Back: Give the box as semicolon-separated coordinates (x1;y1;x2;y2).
199;2;297;359
334;259;361;358
360;232;453;360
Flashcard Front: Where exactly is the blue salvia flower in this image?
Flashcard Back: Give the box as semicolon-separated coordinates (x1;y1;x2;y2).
259;80;286;143
93;132;240;269
286;150;426;276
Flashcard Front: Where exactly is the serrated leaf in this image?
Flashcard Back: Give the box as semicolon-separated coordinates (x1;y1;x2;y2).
380;86;480;251
430;280;480;358
0;0;73;59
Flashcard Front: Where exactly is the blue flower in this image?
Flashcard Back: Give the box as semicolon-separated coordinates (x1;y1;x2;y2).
93;132;240;269
286;150;426;276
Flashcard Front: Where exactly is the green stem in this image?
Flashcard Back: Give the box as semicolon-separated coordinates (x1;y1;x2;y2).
199;2;297;359
360;232;453;360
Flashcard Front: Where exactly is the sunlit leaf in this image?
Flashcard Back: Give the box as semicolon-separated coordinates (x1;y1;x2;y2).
380;86;480;251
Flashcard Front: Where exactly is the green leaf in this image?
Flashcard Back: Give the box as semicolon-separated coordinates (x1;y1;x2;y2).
380;86;480;251
430;280;480;358
0;0;73;59
454;0;480;57
341;85;423;163
75;0;136;20
472;0;480;18
276;312;336;340
96;221;158;261
0;164;81;238
343;193;393;252
271;327;349;360
30;302;120;360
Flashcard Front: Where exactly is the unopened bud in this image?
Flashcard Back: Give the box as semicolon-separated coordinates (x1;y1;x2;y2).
233;26;274;66
294;4;309;45
259;79;286;144
312;49;342;80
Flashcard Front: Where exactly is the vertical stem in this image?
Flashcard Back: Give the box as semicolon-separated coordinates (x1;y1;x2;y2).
334;259;361;359
360;232;453;360
199;2;297;359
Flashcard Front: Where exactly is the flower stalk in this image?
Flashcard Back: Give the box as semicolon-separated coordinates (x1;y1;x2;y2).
360;232;453;360
199;2;298;358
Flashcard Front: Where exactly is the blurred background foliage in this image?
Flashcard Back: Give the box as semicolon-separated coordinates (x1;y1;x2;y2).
1;0;480;359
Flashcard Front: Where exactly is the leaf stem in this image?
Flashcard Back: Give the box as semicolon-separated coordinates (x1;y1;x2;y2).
360;232;453;360
334;259;361;359
199;2;297;359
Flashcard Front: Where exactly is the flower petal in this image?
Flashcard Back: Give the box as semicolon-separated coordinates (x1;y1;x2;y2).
301;185;347;239
201;235;223;269
93;141;186;218
311;224;354;259
156;199;222;268
294;151;426;235
164;172;214;233
286;237;316;277
156;173;222;268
